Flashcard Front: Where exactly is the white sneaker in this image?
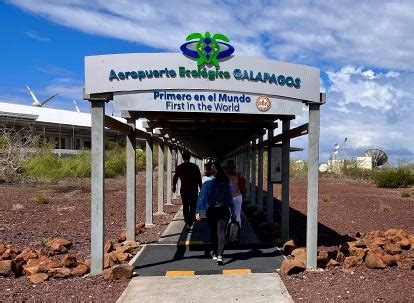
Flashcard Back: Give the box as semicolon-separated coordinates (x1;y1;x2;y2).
217;255;223;265
211;252;218;260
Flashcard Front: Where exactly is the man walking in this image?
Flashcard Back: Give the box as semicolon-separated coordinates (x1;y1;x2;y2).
173;151;202;230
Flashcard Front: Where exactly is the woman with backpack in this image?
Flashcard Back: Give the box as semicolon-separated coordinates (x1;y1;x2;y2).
195;161;235;265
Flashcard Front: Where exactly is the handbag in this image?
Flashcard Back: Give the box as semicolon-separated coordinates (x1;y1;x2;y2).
237;172;246;195
226;216;241;247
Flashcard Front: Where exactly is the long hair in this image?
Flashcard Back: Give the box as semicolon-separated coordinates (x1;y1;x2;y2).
213;161;229;183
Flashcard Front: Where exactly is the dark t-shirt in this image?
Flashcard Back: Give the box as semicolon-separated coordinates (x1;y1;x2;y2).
173;162;202;194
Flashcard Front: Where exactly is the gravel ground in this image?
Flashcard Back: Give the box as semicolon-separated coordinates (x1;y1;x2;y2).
0;172;181;302
278;177;414;302
1;175;413;302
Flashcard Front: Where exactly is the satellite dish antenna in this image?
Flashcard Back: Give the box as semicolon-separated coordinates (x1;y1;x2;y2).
333;150;339;155
319;163;329;172
73;99;80;113
334;143;340;150
26;85;59;107
364;149;388;167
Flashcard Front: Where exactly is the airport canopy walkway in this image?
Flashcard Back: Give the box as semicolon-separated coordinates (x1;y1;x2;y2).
84;51;324;276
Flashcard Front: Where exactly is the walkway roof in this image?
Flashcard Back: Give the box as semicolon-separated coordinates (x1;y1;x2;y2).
123;110;294;158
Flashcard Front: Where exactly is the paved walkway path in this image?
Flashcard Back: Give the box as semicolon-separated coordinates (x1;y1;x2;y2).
117;207;293;302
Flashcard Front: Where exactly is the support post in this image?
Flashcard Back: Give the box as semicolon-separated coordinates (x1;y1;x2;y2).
246;143;251;200
251;139;257;205
237;149;242;173
267;128;274;223
157;140;164;214
145;138;153;225
90;101;105;275
306;104;320;269
126;118;136;241
172;148;177;200
257;135;264;211
281;120;290;240
242;147;246;176
166;145;173;205
177;148;182;195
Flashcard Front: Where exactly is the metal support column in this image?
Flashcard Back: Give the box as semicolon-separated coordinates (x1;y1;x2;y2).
166;144;173;205
90;101;105;275
177;148;182;195
172;148;178;200
246;143;251;200
257;135;264;211
281;119;290;240
251;139;257;205
241;146;246;177
145;138;153;225
157;140;164;214
267;128;274;223
306;104;321;269
236;148;242;172
126;118;136;241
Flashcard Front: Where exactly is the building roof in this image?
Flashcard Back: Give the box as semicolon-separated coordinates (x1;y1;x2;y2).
0;101;145;130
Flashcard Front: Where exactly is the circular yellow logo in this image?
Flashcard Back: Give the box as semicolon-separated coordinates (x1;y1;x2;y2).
256;96;271;112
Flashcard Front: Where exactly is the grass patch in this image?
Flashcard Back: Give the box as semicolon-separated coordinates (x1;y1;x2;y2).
24;152;62;182
321;195;332;203
373;165;414;188
22;148;147;183
35;194;51;205
40;236;52;246
379;201;391;213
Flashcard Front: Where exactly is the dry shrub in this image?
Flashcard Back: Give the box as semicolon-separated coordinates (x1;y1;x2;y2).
379;201;391;213
35;194;51;205
0;124;40;182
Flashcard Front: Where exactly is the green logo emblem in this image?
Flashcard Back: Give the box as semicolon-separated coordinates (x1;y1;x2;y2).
180;32;235;68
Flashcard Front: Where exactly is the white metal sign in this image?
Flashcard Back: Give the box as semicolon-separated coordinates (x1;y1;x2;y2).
113;91;303;115
271;146;282;183
85;53;320;103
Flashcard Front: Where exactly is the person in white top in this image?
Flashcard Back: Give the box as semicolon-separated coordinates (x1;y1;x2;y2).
224;160;245;225
202;162;213;184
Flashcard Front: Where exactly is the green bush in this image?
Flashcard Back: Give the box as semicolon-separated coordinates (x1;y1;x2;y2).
105;148;126;178
290;160;308;177
373;166;414;188
23;152;63;182
136;149;145;170
61;151;91;179
22;145;147;182
342;164;374;180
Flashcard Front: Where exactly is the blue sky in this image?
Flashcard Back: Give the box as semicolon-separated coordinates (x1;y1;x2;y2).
1;0;414;164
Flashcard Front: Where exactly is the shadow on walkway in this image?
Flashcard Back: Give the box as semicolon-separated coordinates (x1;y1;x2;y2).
132;208;284;276
246;189;345;248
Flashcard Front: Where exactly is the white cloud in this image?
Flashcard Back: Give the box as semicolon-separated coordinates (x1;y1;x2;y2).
8;0;414;71
326;66;407;112
6;0;414;162
289;64;414;163
40;78;83;101
25;30;50;42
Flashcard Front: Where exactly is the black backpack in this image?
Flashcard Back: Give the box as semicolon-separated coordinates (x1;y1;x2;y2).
226;217;241;247
208;180;231;208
